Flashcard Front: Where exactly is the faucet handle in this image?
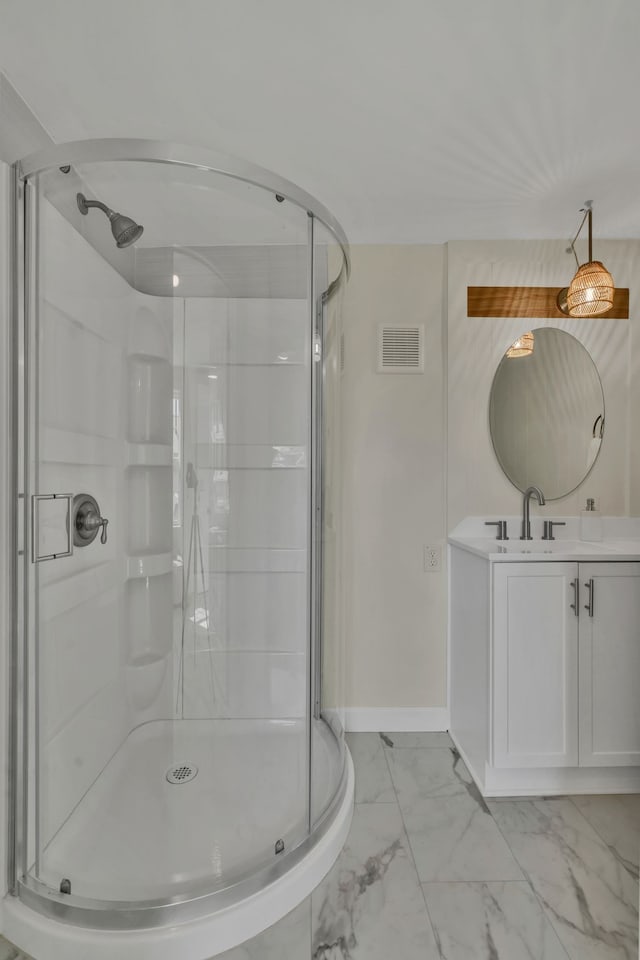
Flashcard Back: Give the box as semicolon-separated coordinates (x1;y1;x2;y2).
541;520;565;541
485;520;508;541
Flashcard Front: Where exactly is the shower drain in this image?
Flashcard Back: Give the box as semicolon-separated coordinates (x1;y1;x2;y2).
166;763;198;785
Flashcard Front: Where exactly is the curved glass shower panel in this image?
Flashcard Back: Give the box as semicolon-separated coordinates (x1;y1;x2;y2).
23;157;314;905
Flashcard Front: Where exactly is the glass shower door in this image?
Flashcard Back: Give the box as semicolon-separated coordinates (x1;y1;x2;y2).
20;156;318;906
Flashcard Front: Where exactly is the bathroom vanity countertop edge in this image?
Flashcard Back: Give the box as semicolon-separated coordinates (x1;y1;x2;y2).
448;536;640;562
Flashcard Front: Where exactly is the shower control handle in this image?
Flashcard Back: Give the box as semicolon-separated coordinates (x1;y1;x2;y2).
84;513;109;544
72;494;109;547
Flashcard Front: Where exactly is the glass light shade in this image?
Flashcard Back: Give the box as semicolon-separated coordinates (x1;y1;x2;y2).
506;331;534;358
566;261;614;317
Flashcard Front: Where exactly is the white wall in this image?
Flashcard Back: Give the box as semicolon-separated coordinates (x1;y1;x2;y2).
341;245;447;719
0;72;52;166
341;239;640;727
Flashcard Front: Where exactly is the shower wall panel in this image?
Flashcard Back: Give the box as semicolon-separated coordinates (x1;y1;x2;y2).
35;200;172;845
179;298;309;720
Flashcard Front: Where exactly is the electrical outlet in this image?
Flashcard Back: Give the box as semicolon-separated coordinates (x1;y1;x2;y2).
424;544;441;572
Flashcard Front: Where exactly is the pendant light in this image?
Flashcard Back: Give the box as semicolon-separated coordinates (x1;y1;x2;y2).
506;331;534;358
559;202;614;317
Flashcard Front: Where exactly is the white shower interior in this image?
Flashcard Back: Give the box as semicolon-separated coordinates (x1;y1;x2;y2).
31;179;337;903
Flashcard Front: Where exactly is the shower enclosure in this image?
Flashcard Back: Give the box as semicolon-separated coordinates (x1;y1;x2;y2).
7;140;351;955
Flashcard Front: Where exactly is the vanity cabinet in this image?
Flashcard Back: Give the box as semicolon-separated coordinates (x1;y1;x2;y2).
493;560;640;771
449;542;640;796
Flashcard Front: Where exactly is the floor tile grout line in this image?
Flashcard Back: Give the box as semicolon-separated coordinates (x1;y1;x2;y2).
345;741;447;958
346;732;400;804
379;733;446;956
379;739;565;954
521;883;578;960
484;798;591;960
420;878;542;886
484;797;540;896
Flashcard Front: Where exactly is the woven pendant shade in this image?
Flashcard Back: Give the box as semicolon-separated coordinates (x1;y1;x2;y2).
506;331;534;358
566;261;615;317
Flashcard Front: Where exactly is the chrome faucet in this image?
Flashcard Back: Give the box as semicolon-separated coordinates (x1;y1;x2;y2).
520;485;545;540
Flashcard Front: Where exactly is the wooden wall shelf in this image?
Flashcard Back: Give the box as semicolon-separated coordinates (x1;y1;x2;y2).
467;286;629;319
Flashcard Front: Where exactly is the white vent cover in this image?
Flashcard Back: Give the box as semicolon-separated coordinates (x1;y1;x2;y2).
377;324;424;373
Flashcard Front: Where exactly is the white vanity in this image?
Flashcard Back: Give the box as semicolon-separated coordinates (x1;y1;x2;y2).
449;522;640;796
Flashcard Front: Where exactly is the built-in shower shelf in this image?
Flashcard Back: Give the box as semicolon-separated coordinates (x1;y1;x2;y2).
127;443;173;466
40;426;120;466
126;553;173;579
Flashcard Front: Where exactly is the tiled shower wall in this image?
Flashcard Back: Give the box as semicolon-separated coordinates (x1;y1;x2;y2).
179;297;310;721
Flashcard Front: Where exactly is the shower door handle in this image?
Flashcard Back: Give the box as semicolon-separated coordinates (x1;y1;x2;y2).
31;493;73;562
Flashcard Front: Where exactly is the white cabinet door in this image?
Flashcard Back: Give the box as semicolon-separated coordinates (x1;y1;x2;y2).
579;561;640;766
493;562;579;768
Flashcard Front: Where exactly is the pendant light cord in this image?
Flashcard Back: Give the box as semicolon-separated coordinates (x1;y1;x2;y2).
568;206;591;269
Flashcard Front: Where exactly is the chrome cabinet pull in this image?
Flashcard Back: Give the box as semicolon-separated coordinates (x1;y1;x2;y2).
584;578;594;617
570;577;579;616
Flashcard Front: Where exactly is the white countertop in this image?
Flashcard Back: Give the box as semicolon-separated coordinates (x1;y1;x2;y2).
448;517;640;562
448;536;640;562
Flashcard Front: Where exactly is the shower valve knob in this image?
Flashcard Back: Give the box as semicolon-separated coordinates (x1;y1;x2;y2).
72;494;109;547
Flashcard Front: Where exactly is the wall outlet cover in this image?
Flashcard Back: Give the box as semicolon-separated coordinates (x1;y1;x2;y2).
424;544;441;572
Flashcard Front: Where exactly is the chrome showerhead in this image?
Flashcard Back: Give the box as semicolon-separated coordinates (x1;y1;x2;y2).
77;192;144;248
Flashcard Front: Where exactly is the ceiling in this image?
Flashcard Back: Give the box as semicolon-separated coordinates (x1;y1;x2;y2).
1;0;640;245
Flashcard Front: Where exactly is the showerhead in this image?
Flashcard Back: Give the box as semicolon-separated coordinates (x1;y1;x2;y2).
77;192;144;249
109;212;144;248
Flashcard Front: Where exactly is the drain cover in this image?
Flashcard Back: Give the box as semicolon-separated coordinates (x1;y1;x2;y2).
166;763;198;785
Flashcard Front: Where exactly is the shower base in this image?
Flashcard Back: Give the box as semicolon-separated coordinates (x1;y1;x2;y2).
40;717;336;901
3;718;353;960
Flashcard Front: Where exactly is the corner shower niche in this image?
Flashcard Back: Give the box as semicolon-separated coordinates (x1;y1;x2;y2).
125;311;174;714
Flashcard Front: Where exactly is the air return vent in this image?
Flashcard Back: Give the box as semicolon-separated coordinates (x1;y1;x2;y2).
377;324;424;373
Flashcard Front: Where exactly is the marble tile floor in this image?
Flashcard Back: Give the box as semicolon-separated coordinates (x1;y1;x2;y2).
1;732;638;960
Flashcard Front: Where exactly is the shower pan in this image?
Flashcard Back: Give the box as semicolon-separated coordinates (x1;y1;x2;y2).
4;139;353;960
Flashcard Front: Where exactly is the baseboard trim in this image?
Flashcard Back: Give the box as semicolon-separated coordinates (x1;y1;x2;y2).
344;707;449;733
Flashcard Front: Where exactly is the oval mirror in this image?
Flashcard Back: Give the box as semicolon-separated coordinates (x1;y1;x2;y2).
489;328;604;500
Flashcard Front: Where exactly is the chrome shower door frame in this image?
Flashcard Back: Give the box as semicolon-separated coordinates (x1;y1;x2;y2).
8;138;350;930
